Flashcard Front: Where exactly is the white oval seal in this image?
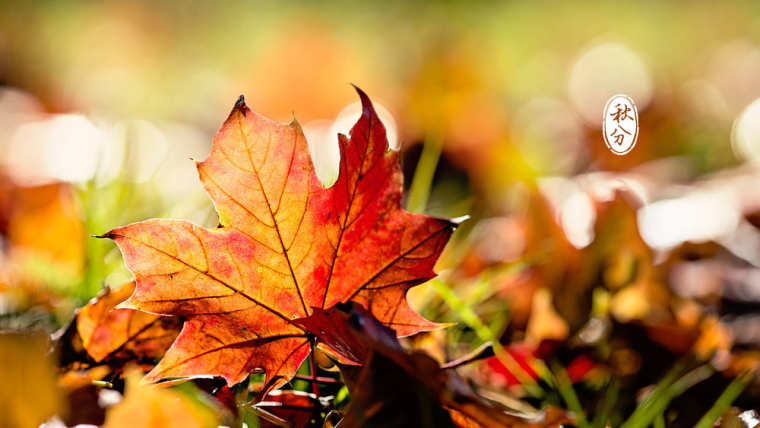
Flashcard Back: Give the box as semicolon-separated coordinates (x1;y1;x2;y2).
602;94;638;155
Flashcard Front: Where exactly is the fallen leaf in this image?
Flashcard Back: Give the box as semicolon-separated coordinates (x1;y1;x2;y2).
482;344;539;388
102;88;457;390
103;369;220;428
56;368;111;427
0;333;64;428
525;288;569;346
294;303;370;365
77;281;182;363
253;390;323;428
565;354;599;383
325;304;570;428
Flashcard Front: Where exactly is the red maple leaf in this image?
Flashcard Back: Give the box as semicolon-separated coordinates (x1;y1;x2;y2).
100;87;458;392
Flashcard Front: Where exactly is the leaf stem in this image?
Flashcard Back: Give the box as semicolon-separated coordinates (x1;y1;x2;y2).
309;340;320;398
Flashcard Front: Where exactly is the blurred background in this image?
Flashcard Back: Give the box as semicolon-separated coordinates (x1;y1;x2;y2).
3;1;760;426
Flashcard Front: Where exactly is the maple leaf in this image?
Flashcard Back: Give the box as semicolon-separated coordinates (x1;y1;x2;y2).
77;281;181;363
100;87;458;391
305;304;571;428
0;333;64;428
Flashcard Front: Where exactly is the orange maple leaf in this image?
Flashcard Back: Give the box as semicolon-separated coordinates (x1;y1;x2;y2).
77;281;181;363
100;87;458;391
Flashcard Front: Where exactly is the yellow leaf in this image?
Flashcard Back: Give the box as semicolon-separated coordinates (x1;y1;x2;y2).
104;370;219;428
0;333;64;428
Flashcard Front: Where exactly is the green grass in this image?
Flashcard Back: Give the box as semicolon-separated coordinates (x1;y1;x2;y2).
694;373;753;428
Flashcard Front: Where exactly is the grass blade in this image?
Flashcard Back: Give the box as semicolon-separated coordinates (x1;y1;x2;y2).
551;360;589;428
694;372;753;428
430;278;543;397
407;133;443;213
621;362;714;428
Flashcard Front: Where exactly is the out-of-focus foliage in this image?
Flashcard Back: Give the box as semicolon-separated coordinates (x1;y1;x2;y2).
103;369;221;428
0;334;64;428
